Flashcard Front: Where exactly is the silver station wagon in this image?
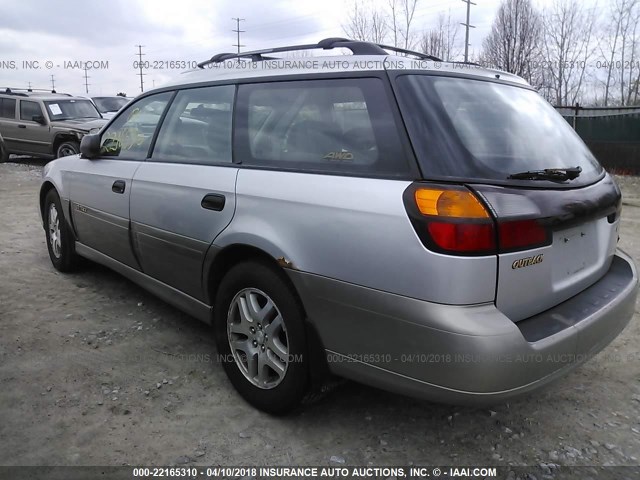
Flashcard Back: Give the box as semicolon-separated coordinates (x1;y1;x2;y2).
39;38;638;413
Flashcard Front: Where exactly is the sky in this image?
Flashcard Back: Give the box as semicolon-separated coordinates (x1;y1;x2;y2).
0;0;605;97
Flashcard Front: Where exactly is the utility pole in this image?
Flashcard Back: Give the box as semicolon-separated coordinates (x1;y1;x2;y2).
50;74;56;92
83;63;90;94
135;45;146;93
461;0;476;63
232;17;245;53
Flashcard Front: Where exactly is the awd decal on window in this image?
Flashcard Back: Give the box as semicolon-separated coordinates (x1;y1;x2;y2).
323;151;353;161
512;254;544;269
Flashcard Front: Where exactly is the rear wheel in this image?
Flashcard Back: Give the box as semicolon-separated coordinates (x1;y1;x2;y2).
44;190;78;272
214;261;309;414
56;141;79;158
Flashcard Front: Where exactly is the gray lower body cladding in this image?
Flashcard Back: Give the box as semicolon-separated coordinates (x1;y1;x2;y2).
288;249;638;404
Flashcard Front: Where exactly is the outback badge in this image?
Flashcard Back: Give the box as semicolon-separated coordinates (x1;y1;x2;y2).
512;254;544;269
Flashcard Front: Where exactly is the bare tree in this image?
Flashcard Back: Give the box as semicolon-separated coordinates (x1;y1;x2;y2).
599;0;640;105
401;0;419;50
617;0;640;105
343;0;388;43
420;11;462;60
541;0;597;106
480;0;543;83
388;0;400;47
386;0;420;48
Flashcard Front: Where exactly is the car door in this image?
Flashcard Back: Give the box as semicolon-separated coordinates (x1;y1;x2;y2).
13;99;51;155
130;85;237;300
68;91;173;268
0;97;19;152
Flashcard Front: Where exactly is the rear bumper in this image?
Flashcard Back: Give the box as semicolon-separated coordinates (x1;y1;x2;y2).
289;249;638;405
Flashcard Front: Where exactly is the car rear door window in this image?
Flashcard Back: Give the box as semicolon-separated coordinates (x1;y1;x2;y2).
20;100;43;121
0;98;16;118
152;85;234;165
99;92;172;160
235;78;412;177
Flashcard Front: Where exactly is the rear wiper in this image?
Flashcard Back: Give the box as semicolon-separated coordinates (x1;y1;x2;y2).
508;166;582;181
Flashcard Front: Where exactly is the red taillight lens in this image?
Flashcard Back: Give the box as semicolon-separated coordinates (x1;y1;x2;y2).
498;219;549;251
405;184;551;256
427;222;496;253
405;185;497;256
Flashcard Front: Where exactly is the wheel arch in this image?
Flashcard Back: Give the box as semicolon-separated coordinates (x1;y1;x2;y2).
204;242;330;387
204;243;299;307
52;133;79;156
39;181;57;226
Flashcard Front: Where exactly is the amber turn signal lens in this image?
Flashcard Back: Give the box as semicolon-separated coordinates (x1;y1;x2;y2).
414;188;489;218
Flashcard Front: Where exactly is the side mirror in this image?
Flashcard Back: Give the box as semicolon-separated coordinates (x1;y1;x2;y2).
32;115;46;125
80;134;101;159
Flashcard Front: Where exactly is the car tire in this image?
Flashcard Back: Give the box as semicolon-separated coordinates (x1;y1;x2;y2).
0;140;8;163
214;261;309;414
44;189;78;272
56;141;80;158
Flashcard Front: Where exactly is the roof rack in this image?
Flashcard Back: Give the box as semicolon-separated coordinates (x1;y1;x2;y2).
2;87;66;96
197;37;442;68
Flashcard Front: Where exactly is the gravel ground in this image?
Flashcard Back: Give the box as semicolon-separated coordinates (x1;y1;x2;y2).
0;160;639;477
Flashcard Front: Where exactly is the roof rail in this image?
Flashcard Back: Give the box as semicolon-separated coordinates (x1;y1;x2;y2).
2;87;64;96
197;37;442;68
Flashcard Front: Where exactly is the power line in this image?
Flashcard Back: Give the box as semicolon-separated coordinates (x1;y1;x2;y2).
135;44;146;93
461;0;476;63
232;17;246;53
83;64;90;94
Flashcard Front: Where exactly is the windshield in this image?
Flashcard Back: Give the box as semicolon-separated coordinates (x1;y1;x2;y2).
44;99;101;121
92;96;129;113
395;75;603;186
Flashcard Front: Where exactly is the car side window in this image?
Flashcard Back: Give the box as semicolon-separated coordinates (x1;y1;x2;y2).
152;85;234;165
235;78;411;177
0;98;16;119
99;92;172;160
20;100;43;121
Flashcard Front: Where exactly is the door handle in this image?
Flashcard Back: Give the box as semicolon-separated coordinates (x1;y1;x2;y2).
112;180;126;194
18;125;26;128
201;193;225;211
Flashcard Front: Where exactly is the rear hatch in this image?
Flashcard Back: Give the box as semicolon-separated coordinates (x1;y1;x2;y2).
395;73;622;321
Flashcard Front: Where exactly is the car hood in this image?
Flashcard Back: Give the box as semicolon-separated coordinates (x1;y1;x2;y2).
51;118;108;132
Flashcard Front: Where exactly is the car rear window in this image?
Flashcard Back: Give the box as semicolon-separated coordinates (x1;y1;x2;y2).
235;77;412;177
395;75;603;186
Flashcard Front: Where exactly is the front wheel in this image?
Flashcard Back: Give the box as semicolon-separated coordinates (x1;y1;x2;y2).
214;261;309;414
44;190;78;272
56;140;79;158
0;139;9;162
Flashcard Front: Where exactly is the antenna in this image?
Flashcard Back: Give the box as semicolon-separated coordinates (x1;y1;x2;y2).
232;17;245;54
50;74;56;91
461;0;476;63
135;45;146;93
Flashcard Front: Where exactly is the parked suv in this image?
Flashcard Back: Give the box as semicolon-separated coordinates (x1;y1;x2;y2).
39;38;638;414
0;88;107;161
